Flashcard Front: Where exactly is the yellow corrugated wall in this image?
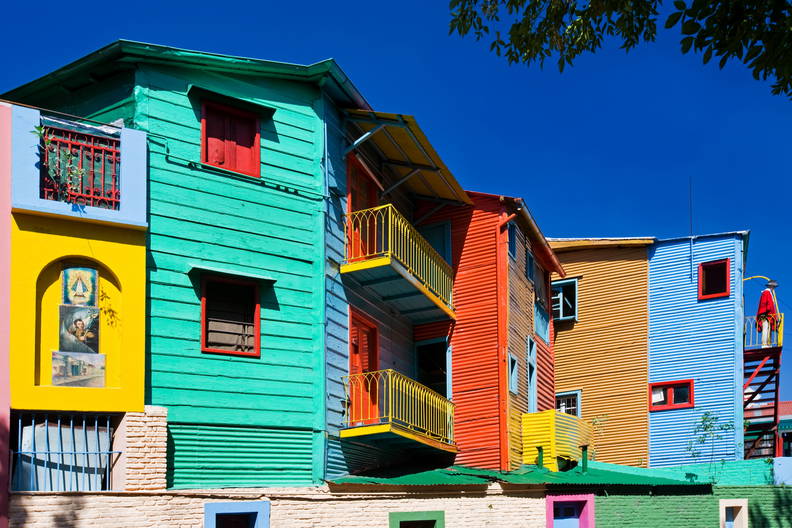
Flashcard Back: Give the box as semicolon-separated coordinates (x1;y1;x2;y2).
552;245;649;467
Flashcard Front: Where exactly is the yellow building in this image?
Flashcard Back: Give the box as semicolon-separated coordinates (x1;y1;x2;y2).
2;102;147;492
549;238;654;467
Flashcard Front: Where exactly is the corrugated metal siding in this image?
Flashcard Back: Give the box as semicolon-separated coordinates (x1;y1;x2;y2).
168;423;315;488
415;194;504;469
552;246;650;467
648;235;743;466
507;223;535;469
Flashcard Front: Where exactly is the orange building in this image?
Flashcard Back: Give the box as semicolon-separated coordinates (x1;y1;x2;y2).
549;238;654;467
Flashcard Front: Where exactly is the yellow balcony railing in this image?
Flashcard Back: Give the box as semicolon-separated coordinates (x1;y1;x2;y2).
745;314;784;349
522;410;594;471
342;369;455;448
343;204;454;312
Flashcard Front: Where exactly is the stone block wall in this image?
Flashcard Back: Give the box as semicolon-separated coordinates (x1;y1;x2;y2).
9;485;545;527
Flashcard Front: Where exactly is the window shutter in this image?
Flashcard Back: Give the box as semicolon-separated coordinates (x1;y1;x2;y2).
205;106;227;166
232;115;257;175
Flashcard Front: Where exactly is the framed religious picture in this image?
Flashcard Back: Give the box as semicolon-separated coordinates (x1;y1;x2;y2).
62;267;98;306
59;305;100;354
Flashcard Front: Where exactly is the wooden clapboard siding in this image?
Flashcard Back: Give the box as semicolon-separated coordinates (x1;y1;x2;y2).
507;222;536;469
139;64;324;424
552;245;650;467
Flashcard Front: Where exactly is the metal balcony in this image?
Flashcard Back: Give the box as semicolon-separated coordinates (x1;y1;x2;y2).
340;369;456;454
522;410;594;471
744;314;784;350
342;204;454;322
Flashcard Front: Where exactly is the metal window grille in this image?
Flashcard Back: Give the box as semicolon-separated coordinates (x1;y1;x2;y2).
10;412;121;491
39;125;121;210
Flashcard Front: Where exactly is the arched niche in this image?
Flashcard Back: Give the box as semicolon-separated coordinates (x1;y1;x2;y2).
35;256;123;388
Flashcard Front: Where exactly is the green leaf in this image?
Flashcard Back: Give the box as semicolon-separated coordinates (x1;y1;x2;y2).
665;12;682;29
703;48;712;64
681;36;694;54
719;54;729;69
674;0;686;9
682;20;701;35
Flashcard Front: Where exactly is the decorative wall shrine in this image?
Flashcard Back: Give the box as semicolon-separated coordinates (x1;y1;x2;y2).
52;266;105;387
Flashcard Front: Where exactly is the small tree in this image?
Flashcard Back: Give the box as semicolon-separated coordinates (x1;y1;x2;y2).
686;411;734;481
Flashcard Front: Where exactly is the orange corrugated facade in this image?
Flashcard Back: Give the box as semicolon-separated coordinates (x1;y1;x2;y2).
415;193;506;469
551;243;650;467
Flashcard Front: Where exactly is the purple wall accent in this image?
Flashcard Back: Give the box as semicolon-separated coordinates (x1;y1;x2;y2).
546;493;595;528
0;102;13;528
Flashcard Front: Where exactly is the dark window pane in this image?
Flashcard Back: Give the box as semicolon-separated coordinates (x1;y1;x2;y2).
401;522;436;528
204;280;256;354
701;261;728;296
672;385;690;404
216;513;256;528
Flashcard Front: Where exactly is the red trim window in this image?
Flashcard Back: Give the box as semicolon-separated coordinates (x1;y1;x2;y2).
698;258;730;300
201;276;260;357
201;101;260;177
649;380;694;411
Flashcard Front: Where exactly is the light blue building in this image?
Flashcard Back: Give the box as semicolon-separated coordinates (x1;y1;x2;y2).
648;232;747;466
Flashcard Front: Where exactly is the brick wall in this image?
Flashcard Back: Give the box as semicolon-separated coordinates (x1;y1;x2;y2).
715;486;792;528
113;405;168;491
596;486;792;528
9;484;546;527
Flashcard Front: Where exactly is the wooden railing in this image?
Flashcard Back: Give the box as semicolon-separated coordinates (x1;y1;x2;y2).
744;314;784;349
343;369;455;447
343;204;454;311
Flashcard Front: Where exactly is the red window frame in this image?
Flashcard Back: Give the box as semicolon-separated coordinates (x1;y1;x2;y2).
649;379;694;411
200;101;261;178
200;276;261;358
698;258;731;300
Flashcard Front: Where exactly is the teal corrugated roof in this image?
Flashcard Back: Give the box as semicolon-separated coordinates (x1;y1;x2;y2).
330;466;494;486
779;419;792;432
586;459;774;486
330;464;700;487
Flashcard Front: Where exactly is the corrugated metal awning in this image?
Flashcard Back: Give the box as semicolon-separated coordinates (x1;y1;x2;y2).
344;110;472;205
779;419;792;432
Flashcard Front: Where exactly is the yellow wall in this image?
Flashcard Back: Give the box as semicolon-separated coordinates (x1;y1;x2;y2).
551;245;649;467
10;212;145;412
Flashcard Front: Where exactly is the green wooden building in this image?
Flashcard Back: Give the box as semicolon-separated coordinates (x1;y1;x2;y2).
3;40;370;488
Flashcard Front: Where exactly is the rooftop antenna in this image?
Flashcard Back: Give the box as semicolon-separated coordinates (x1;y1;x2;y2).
688;175;694;280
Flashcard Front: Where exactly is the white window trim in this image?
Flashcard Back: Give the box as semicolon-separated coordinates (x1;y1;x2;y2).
555;390;582;418
719;498;748;528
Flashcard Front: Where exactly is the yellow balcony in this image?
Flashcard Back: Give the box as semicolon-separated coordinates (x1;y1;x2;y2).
341;369;457;454
744;314;784;350
522;410;594;471
342;204;454;322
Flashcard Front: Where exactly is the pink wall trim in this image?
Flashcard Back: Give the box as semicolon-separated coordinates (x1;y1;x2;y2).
0;102;12;528
546;493;595;528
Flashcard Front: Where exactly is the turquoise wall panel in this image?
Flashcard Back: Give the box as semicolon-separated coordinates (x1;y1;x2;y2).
168;423;316;488
648;234;744;466
137;64;327;485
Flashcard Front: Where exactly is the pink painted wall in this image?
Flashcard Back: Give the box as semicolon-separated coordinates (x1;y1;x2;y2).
0;102;12;528
546;493;595;528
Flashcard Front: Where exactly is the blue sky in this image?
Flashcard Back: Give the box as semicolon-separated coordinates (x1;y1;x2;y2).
2;1;790;398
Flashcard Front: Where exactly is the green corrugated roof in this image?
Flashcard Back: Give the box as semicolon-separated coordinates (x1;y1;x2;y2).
330;464;699;487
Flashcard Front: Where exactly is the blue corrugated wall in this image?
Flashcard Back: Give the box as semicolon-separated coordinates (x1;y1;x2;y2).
648;234;745;466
